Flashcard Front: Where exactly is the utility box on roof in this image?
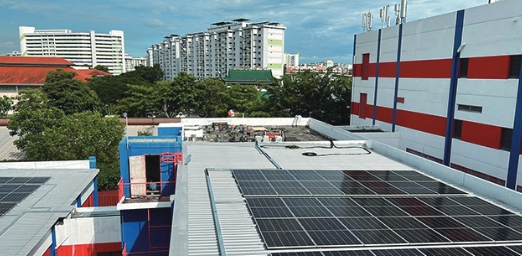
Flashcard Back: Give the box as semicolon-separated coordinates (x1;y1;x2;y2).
158;123;183;137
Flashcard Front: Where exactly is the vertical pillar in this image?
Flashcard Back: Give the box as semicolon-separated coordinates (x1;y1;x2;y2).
507;55;522;189
89;156;99;206
443;10;466;166
50;227;57;256
392;24;404;132
373;29;382;125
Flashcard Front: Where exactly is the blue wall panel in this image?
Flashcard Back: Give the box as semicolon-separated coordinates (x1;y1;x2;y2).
119;136;182;197
121;209;149;253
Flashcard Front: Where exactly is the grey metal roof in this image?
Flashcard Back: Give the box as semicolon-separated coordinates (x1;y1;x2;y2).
171;134;522;255
0;127;24;161
170;141;421;256
0;166;98;255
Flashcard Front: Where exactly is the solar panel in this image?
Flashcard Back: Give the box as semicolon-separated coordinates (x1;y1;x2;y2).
0;176;49;216
232;169;522;254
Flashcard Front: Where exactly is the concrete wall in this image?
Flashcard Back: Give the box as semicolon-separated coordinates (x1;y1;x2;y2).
54;216;121;255
351;0;522;188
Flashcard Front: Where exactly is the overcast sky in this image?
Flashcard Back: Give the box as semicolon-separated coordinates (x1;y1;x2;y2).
1;0;487;64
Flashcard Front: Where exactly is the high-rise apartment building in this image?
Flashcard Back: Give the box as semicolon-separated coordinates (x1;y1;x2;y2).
284;53;299;67
148;19;285;80
19;26;126;75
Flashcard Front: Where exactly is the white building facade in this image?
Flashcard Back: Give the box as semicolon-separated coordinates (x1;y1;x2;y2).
284;52;299;67
351;0;522;191
148;19;285;80
19;26;126;75
124;54;147;72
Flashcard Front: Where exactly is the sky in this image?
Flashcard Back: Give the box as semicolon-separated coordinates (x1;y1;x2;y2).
0;0;487;64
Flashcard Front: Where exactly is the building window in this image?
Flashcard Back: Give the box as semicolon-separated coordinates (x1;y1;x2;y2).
459;58;469;78
454;120;462;139
500;128;513;151
362;53;370;80
457;104;482;113
509;55;521;79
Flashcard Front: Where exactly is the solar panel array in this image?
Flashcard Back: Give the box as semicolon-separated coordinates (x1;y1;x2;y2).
0;177;49;216
232;169;522;255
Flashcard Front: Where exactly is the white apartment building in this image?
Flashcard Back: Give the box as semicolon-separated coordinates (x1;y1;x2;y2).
124;54;147;72
19;26;126;75
148;19;285;80
284;52;299;67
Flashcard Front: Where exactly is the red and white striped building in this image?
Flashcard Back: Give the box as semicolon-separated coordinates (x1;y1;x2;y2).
351;0;522;191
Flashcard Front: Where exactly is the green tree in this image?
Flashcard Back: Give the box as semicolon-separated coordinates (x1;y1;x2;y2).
0;96;13;118
93;65;109;73
170;72;199;116
194;79;229;117
8;84;125;190
226;84;263;116
117;83;158;117
87;73;150;115
133;64;164;83
42;70;101;115
264;69;351;124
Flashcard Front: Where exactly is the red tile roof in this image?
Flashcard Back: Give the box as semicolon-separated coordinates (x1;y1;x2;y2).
0;56;73;66
74;69;111;81
0;56;111;85
0;67;111;85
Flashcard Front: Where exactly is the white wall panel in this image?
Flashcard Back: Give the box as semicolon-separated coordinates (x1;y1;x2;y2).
462;0;522;57
452;139;509;180
396;78;450;117
401;13;457;61
456;79;518;127
398;127;445;156
379;26;400;63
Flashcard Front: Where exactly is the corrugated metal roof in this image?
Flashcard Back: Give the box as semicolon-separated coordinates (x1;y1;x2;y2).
0;165;97;255
171;136;522;255
0;127;25;161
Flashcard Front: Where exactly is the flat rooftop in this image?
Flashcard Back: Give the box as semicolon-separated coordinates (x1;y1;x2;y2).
170;118;522;256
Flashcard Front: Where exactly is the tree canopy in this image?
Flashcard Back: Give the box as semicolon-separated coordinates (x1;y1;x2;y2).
8;70;124;190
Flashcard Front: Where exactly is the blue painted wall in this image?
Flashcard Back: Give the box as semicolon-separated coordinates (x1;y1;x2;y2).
158;126;182;136
121;208;172;255
119;136;182;197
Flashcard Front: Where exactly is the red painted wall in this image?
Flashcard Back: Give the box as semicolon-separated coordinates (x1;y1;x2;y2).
467;56;510;79
461;121;502;149
56;242;121;256
98;190;120;206
81;193;94;207
354;55;512;79
354;105;504;150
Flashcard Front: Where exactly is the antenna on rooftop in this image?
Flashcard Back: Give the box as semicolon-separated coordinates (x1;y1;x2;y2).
380;5;390;28
394;0;408;25
362;12;373;32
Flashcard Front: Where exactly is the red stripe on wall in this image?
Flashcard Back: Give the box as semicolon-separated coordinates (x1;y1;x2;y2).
42;247;50;256
400;59;453;78
355;104;504;150
351;102;360;115
354;56;512;79
468;55;510;79
56;242;121;256
394;108;447;137
353;64;361;77
461;121;502;149
378;62;397;78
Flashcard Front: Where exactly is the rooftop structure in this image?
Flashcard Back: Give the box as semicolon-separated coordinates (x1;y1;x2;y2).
19;26;125;75
351;0;522;191
0;159;99;255
0;56;110;98
222;69;273;85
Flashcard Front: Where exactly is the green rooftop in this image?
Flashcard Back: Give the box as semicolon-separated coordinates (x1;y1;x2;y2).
222;69;273;85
